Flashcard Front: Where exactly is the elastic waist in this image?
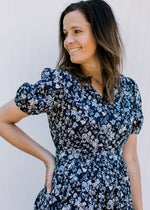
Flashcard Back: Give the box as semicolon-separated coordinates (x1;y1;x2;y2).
57;145;122;153
56;146;123;160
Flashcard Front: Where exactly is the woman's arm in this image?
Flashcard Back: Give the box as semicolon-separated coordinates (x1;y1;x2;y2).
123;134;143;210
0;99;55;193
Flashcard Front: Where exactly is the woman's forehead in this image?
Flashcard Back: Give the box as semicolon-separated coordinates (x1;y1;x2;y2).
63;10;89;31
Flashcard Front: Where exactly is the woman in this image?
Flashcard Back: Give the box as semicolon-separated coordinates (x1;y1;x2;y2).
0;0;144;209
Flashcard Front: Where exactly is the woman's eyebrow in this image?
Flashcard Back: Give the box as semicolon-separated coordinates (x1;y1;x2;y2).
63;25;83;31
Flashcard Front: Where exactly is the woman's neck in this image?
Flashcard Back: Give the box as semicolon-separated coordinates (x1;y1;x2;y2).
80;61;103;83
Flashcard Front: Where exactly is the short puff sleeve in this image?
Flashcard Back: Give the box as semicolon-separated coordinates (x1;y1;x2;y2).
129;78;144;134
14;68;65;115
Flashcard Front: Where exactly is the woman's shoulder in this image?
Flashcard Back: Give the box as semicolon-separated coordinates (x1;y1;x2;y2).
120;74;138;85
119;74;143;106
41;67;72;80
120;74;140;93
41;68;79;90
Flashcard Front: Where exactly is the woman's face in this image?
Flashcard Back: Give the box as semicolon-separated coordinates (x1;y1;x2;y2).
63;10;98;66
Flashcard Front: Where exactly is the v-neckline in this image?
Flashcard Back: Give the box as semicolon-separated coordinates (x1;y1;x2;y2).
90;85;103;98
85;84;103;99
87;84;117;102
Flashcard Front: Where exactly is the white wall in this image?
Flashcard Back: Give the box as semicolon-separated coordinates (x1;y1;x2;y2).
0;0;149;209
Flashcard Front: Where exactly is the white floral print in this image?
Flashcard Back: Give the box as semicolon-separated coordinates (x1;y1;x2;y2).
14;68;144;210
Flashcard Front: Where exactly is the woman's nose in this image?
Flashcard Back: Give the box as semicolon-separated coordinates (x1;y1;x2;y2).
65;34;75;44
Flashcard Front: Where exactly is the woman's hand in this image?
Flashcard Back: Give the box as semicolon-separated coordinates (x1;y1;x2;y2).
44;153;56;194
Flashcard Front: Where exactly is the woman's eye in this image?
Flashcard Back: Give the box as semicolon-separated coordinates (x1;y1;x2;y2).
75;30;81;33
64;33;68;37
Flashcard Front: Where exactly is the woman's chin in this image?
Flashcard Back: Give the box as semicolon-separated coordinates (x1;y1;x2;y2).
70;58;81;64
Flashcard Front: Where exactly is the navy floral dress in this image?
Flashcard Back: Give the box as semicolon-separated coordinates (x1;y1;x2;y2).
15;68;144;210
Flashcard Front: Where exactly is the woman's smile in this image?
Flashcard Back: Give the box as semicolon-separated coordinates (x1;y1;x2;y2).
69;47;82;54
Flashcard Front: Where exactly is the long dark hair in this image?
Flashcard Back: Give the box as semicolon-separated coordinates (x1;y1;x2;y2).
56;0;124;104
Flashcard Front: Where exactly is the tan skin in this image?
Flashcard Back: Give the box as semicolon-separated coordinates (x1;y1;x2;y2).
0;10;143;209
0;100;55;193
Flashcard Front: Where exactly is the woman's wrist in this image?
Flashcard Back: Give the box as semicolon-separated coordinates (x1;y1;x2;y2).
43;150;55;167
